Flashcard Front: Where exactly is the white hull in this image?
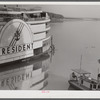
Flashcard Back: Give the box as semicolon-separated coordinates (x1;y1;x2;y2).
0;9;51;65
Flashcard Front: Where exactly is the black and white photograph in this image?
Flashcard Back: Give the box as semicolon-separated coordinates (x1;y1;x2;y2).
0;3;100;91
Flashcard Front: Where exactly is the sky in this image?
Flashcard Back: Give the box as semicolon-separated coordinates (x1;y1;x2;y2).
40;5;100;18
1;5;100;18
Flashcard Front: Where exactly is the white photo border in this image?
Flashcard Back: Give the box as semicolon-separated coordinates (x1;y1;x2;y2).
0;1;100;98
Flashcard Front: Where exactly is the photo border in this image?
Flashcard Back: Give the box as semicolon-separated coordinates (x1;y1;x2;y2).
0;1;100;98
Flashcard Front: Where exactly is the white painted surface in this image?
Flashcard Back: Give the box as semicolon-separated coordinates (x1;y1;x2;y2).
0;19;32;47
0;36;51;64
42;36;51;42
0;19;34;64
26;19;50;25
34;32;46;41
0;49;33;61
29;24;45;33
33;41;43;49
0;19;51;64
33;36;51;50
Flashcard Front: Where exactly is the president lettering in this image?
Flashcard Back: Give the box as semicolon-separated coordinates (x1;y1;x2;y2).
1;43;34;55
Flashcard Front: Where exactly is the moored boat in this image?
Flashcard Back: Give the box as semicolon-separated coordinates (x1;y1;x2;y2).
68;68;100;90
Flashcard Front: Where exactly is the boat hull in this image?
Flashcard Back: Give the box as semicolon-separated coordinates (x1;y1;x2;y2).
68;80;90;90
0;48;51;66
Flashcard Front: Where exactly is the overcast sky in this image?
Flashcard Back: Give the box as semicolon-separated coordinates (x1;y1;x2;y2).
40;5;100;18
1;5;100;18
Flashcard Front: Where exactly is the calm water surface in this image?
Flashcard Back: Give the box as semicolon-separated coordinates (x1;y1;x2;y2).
45;20;100;90
1;20;100;90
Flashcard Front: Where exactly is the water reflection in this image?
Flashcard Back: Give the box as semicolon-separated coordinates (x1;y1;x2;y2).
0;54;50;90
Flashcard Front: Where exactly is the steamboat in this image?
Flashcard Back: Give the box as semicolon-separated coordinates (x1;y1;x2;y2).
0;6;52;65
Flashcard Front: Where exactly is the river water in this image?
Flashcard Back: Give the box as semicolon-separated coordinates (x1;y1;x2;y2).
1;20;100;90
45;20;100;90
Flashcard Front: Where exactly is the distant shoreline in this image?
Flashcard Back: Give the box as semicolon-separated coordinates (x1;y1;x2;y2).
64;17;100;21
47;12;100;23
50;18;100;23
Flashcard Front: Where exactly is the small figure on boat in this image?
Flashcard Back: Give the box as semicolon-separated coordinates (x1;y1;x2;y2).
21;13;28;21
70;72;77;80
97;73;100;81
72;72;76;78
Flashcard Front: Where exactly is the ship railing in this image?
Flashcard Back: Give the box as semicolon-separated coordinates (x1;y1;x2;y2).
25;17;50;22
0;12;50;22
0;16;23;23
0;16;50;22
80;76;97;83
23;12;50;21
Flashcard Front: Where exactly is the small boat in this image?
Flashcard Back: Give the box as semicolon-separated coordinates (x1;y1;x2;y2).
68;68;100;90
